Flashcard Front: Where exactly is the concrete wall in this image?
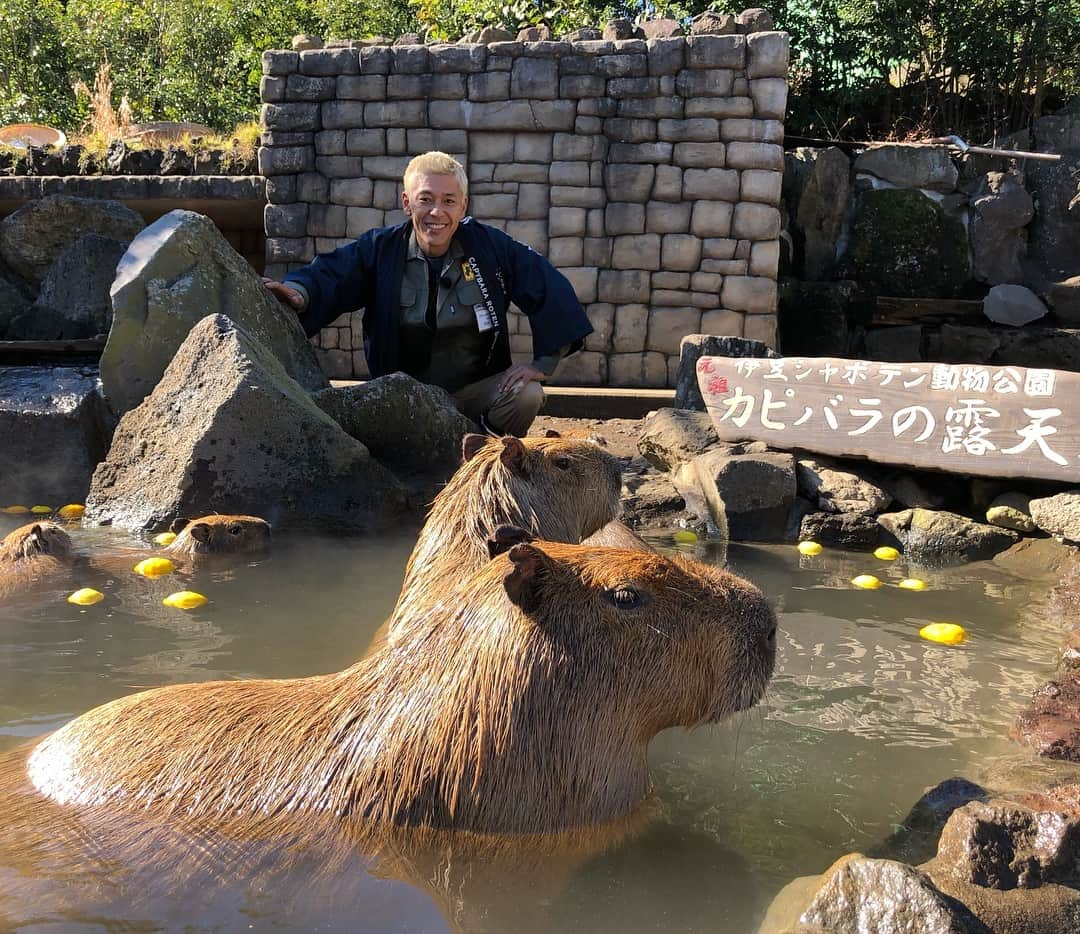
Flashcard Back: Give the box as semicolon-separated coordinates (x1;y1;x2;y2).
259;33;789;386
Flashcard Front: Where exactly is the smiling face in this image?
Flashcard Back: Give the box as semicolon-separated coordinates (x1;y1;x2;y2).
401;171;468;257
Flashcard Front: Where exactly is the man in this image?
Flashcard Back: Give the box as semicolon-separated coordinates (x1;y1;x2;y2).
263;151;592;436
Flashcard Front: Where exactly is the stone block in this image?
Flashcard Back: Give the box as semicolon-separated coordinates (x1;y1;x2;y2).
584;303;614;351
469;193;519;219
604;163;655;201
553;132;598;161
603;118;657;143
372;180;399;210
511;57;559;98
608;141;673;163
469;72;510;100
653;271;691;289
266;237;315;264
338;75;386;101
732;202;781;239
701;309;744;336
549;237;584;265
647;307;702;354
363;100;427;128
612;303;649;352
506;219;547;251
647;37;685;75
608;77;660;98
265;176;296;204
652;164;683;201
550;161;590;186
613;234;661;270
330;177;374;206
740;169;782;204
551;350;607;386
701;258;747;274
386;73;431;99
720;118;783;143
551;186;606;208
258;146;315;176
687;35;744;68
683;167;740;200
599;269;651;303
687;97;754;119
617;97;683;118
595;54;648;78
549;206;587;237
265;203;308;239
743;313;776;346
703;238;738;259
662;234;703;271
691;201;734;237
517;183;549;219
263;102;321;132
726;141;784;170
471;132;516;162
407;128;467;153
263;50;299;76
575;115;603;135
391;45;430;74
652;289;695;306
746;31;789;78
515;134;553;163
750;77;788;119
300;48;358;77
646;200;692;234
296;172;329;203
358;46;391;74
749;240;779;278
315;130;345;155
584;237;612;266
429;43;487;73
609;351;669;387
722;275;777;313
559;74;605;98
286;74;336;101
493;163;548;183
345;207;384;237
469;162;495;183
314;236;352;253
261;75;286;101
690;271;724;292
674;141;725;168
605;202;646;235
659;118;719;142
560;266;599;303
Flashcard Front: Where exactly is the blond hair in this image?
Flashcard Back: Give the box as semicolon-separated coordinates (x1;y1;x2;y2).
403;151;468;197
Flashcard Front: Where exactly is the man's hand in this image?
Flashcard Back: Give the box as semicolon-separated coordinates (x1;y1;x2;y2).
261;277;305;310
498;363;546;394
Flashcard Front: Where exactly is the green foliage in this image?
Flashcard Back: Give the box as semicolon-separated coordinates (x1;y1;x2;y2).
409;0;605;40
0;0;79;126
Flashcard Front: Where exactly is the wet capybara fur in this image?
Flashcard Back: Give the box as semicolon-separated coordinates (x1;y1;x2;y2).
0;521;76;596
28;537;776;835
389;433;624;639
164;515;272;556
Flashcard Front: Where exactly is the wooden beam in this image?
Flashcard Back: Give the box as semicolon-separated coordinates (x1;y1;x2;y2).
873;296;985;326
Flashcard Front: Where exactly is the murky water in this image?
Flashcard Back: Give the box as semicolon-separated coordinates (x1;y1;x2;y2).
0;515;1070;932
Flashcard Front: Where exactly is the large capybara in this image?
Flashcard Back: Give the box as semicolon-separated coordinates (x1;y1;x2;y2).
388;432;624;640
164;514;272;557
27;535;776;835
0;521;76;597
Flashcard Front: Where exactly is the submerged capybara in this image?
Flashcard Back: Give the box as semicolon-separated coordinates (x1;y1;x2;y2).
164;514;272;557
27;535;776;834
0;521;76;596
388;432;624;639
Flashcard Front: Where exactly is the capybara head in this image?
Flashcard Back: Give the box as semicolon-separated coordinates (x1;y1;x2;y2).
0;522;74;563
164;515;272;555
29;534;775;836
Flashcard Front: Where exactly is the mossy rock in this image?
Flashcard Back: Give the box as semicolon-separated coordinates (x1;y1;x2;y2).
839;188;971;298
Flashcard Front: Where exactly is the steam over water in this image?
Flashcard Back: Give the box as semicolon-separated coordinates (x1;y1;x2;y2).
0;517;1069;932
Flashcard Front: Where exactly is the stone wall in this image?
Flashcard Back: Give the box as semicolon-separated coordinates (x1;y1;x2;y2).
259;32;789;386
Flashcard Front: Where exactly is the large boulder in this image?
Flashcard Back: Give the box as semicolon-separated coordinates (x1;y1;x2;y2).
0;272;33;339
838;188;971;298
1047;276;1080;326
796;457;892;515
1011;677;1080;762
313;372;474;478
1024;148;1080;283
18;234;128;339
969;171;1034;286
0;365;113;504
637;408;722;471
85;315;406;532
1029;491;1080;543
785;147;852;279
985;491;1036;532
691;448;796;541
0;195;145;286
674;334;777;411
101;210;328;416
877;508;1019;564
982;284;1048;326
854;144;959;192
794;506;887;550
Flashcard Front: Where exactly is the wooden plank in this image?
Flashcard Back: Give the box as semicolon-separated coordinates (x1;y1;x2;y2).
873;296;984;326
698;356;1080;483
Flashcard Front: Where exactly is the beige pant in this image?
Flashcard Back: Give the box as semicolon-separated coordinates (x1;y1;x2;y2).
452;373;545;437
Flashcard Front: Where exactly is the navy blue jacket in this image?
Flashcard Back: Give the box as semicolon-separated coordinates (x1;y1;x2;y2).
284;219;592;381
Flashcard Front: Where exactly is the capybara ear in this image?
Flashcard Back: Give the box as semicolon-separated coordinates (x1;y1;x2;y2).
462;433;489;462
499;436;528;471
543;429;562;438
28;524;43;543
169;517;190;534
503;542;548;614
189;523;211;544
487;525;536;559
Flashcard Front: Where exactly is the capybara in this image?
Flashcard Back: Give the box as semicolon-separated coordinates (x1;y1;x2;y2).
388;432;624;639
27;536;776;835
0;521;76;596
164;514;272;557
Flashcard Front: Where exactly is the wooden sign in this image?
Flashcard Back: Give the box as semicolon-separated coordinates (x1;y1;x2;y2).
697;356;1080;482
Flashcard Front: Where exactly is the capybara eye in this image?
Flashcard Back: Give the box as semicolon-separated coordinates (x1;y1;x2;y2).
228;525;243;536
552;455;571;470
608;587;643;609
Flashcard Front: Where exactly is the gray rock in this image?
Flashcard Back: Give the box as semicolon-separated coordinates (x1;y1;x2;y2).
797;509;887;550
291;34;323;51
1024;148;1080;282
313;373;474;478
101;210;328;416
1011;677;1080;762
620;458;692;529
0;271;33;339
1047;276;1080;326
736;8;774;32
637;408;722;471
0;195;145;286
0;365;112;504
690;11;736;35
603;18;639;40
993;536;1078;581
877;508;1019;564
875;778;989;866
787;146;851;279
1029;491;1080;542
692;448;796;541
639;19;682;39
855;144;959;192
673;334;778;411
982;284;1048;326
478;26;514;44
969;171;1033;285
796;456;892;515
86;315;406;532
985;492;1037;532
26;234;128;339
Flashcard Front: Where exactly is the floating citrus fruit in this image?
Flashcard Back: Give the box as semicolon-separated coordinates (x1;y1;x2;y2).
920;622;967;645
797;540;823;556
163;590;208;610
672;530;698;544
153;531;177;546
873;546;900;561
1;505;29;514
851;574;882;590
30;505;52;515
133;557;176;578
898;578;928;591
57;504;85;520
67;588;104;606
